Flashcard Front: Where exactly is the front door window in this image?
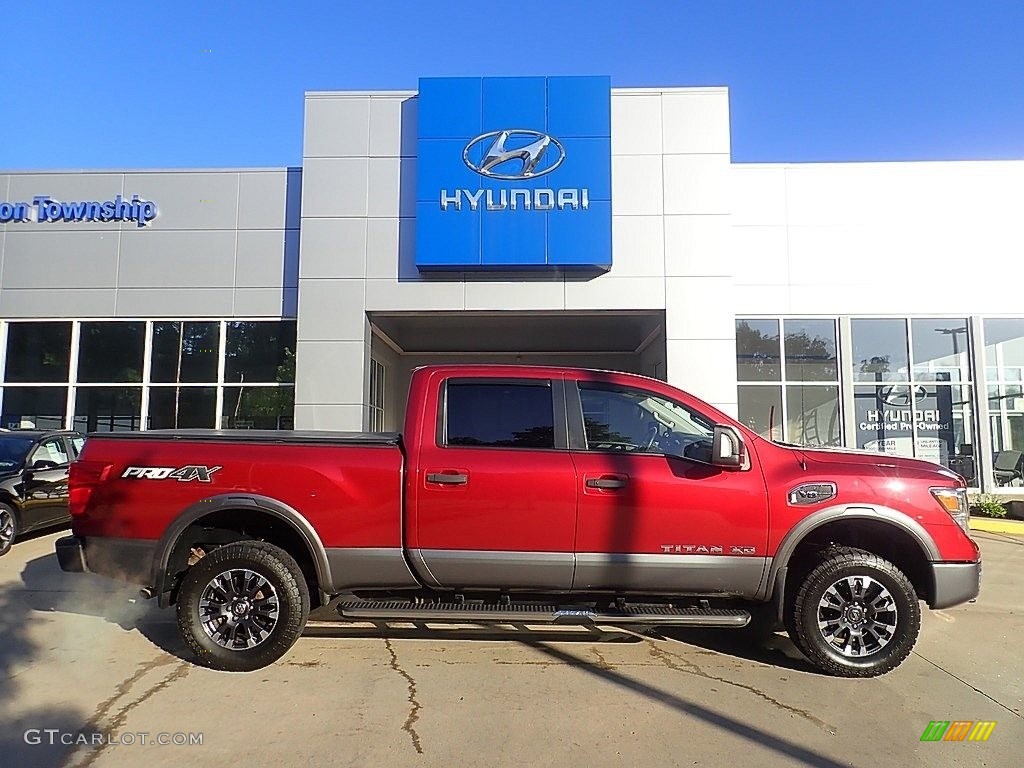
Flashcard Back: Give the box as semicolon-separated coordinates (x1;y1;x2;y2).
578;383;714;462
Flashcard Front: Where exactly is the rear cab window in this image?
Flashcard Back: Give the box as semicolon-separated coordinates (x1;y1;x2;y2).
442;379;557;449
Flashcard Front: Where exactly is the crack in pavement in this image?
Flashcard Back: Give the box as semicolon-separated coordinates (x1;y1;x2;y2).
912;650;1023;719
59;653;191;768
645;640;835;733
384;638;424;755
590;646;613;670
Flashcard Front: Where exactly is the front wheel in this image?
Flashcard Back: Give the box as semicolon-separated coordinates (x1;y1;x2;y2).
789;546;920;678
176;540;310;672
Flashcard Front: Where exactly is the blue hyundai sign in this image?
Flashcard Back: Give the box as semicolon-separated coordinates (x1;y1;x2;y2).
415;76;612;270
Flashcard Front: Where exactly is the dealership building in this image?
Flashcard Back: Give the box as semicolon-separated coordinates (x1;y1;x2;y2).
2;76;1023;492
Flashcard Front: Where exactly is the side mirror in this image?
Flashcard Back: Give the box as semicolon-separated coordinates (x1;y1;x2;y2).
711;425;747;469
29;459;59;471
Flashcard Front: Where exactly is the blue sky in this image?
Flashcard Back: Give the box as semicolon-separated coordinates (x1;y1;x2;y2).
1;1;1022;169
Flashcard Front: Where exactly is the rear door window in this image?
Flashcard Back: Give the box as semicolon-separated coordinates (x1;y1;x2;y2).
444;381;555;449
68;435;86;457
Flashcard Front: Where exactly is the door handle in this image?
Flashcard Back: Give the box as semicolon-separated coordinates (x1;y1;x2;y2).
585;477;627;490
426;472;469;486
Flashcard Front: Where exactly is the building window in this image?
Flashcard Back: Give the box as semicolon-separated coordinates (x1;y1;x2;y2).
222;386;295;429
4;322;72;383
151;322;220;383
852;318;974;478
983;319;1024;488
78;322;146;383
148;387;218;429
0;386;68;430
225;321;296;383
737;319;841;447
73;386;142;432
369;358;386;432
0;319;295;433
738;316;977;484
851;319;910;383
736;319;781;381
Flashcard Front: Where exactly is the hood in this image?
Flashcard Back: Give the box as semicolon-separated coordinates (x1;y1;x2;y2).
767;441;962;482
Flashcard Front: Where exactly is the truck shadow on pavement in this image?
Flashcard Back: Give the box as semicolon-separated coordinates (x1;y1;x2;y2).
19;552;187;656
20;552;822;676
523;641;846;768
0;570;98;768
657;626;821;674
15;553;845;768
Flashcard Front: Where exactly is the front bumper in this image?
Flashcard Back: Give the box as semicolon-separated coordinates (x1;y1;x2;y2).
55;535;157;586
930;560;982;609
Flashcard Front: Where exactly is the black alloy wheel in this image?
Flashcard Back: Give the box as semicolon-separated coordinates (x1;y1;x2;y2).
176;540;310;672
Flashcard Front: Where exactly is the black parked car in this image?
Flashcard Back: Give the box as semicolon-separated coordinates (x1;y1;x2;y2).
0;430;85;557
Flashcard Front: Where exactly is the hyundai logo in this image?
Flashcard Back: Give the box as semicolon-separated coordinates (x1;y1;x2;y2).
878;384;926;407
463;130;565;180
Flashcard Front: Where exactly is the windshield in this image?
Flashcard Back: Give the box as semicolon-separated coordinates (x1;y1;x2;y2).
0;436;35;469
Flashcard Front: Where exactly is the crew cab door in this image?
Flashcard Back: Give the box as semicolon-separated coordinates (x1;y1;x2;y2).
19;437;73;529
567;378;769;597
409;375;577;591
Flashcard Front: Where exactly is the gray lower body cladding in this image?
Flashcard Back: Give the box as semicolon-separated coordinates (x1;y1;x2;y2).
57;537;769;599
408;549;766;597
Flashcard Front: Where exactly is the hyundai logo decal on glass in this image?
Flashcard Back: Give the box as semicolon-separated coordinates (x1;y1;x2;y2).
463;130;565;180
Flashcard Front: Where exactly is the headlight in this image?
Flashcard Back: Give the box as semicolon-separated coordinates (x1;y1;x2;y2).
931;487;970;533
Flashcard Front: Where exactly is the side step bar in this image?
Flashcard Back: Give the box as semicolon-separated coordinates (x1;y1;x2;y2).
337;601;750;628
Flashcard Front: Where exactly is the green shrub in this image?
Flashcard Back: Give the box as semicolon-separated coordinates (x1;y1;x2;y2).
968;494;1008;519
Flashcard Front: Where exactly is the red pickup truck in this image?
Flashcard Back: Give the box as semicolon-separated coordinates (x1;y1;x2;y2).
57;365;980;677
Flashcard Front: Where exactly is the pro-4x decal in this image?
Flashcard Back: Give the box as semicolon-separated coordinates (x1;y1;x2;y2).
121;465;222;483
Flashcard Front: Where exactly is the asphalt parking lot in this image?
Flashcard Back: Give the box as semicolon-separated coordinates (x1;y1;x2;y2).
1;531;1020;768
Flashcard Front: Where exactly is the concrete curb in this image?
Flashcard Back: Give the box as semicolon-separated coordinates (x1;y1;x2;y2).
969;516;1024;535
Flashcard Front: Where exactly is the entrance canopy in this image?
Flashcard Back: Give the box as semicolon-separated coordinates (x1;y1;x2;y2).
370;310;664;356
367;311;667;430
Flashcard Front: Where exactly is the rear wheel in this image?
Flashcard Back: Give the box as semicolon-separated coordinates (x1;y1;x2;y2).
176;540;310;672
788;546;920;678
0;504;18;557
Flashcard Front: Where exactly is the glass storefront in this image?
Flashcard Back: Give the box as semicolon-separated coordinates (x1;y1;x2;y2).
737;318;841;448
984;319;1024;488
738;316;998;489
850;318;973;475
0;320;296;432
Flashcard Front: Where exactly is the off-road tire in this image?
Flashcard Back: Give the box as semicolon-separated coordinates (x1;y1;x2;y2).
0;503;19;557
176;540;310;672
788;545;920;678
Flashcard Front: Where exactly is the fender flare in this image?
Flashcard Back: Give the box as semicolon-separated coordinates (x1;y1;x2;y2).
151;493;334;600
756;503;941;602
